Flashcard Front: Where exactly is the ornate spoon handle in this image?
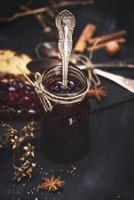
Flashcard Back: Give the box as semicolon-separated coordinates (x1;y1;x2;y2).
56;10;76;89
94;68;134;93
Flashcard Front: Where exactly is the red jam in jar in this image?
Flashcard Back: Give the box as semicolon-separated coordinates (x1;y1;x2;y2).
40;66;90;162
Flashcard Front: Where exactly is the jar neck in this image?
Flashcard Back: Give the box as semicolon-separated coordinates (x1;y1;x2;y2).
33;65;90;112
42;65;89;98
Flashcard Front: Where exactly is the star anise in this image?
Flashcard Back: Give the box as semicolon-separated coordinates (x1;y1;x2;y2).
38;176;65;192
88;86;107;101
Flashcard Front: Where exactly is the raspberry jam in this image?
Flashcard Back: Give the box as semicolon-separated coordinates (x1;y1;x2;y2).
40;66;90;162
0;75;42;118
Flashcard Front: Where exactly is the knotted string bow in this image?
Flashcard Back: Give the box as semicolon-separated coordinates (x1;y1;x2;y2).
17;65;90;112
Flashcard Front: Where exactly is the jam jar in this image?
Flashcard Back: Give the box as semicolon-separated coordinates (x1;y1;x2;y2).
40;65;90;162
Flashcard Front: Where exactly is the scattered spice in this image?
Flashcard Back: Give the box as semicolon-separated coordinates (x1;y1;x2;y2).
66;164;77;176
0;121;39;182
88;86;107;101
38;176;65;192
13;143;37;182
0;121;39;149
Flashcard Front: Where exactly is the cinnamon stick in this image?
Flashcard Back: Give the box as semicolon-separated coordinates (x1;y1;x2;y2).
74;24;96;52
88;30;127;45
87;37;126;51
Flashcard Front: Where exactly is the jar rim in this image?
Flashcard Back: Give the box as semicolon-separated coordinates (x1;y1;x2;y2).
42;65;90;98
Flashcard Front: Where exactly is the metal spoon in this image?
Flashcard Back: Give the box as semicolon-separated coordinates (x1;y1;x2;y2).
77;62;134;70
76;63;134;93
93;68;134;93
56;10;76;89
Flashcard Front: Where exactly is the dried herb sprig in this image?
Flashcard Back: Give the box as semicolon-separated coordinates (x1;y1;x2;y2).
38;176;65;192
0;0;94;22
13;143;36;182
0;120;39;149
21;121;39;139
0;121;39;182
0;123;18;149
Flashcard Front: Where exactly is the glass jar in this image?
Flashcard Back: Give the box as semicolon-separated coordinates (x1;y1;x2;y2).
40;65;90;162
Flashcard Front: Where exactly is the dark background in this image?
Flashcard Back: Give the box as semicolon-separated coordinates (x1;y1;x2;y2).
0;0;134;56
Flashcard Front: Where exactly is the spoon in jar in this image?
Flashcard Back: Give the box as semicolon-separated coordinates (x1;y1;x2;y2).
56;10;76;89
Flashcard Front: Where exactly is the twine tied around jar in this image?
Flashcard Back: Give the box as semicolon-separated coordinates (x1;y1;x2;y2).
71;38;101;87
16;38;100;113
17;66;53;112
17;65;90;112
71;53;101;87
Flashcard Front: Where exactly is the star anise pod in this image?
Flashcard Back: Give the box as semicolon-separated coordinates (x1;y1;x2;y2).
38;176;65;192
87;86;107;101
